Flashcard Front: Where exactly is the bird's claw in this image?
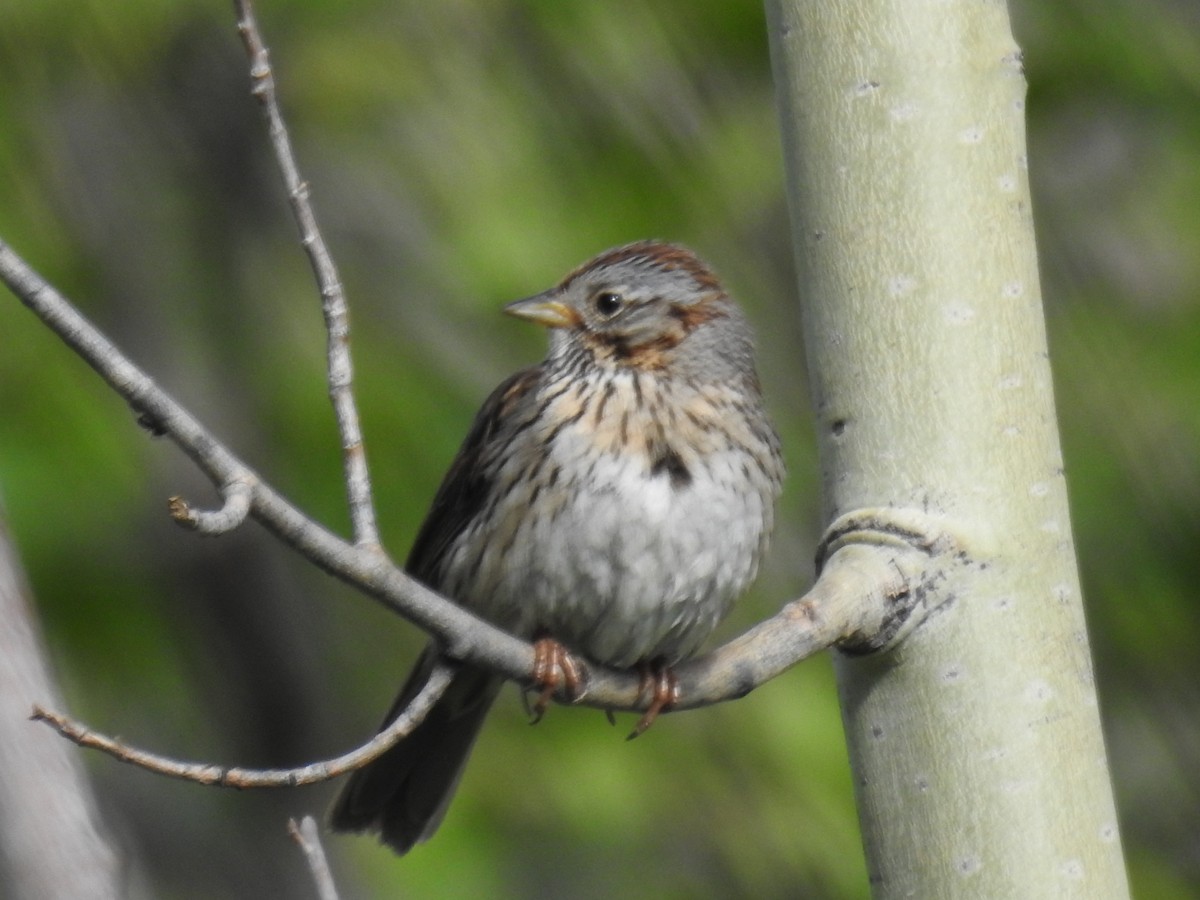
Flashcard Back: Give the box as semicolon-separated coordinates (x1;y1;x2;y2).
628;658;680;739
528;633;586;723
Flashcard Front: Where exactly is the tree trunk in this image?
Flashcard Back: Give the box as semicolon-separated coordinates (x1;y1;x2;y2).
0;500;125;900
764;0;1130;896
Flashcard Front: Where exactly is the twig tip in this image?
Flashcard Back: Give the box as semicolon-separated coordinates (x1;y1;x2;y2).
167;495;194;526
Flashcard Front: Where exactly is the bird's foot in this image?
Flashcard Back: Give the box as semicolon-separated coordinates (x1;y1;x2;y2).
527;632;586;723
628;657;680;739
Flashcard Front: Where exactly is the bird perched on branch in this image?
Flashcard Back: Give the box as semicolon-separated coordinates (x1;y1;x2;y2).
329;240;784;854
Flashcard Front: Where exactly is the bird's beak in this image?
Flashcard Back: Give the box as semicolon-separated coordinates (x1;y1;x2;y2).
504;292;577;329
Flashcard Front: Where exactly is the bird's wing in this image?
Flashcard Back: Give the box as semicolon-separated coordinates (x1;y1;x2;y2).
404;364;543;587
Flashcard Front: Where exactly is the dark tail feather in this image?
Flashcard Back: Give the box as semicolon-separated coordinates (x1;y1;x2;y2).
328;648;502;855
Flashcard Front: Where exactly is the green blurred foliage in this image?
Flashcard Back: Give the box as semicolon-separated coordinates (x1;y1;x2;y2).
0;1;1196;897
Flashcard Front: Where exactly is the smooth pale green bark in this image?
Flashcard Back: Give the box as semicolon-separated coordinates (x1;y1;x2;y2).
765;1;1129;897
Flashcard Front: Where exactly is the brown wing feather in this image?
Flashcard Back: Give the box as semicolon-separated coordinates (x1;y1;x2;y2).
404;364;543;588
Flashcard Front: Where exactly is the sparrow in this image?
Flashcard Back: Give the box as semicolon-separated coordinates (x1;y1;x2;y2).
329;241;783;853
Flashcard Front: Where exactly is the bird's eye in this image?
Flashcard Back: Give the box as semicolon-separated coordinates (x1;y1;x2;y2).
593;291;623;317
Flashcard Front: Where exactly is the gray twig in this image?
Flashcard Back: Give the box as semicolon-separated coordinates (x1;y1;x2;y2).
234;0;379;549
168;477;254;535
29;664;454;788
288;816;341;900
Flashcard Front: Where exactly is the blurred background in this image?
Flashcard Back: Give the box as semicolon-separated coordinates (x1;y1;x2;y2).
0;1;1196;897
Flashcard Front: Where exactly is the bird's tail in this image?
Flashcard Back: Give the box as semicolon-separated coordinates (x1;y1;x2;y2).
328;648;502;855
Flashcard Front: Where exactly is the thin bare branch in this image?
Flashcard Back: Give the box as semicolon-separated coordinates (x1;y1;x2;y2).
1;236;937;721
288;817;341;900
233;0;379;549
28;663;455;788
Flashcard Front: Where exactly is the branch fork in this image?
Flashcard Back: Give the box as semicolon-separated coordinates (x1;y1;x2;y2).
0;0;965;796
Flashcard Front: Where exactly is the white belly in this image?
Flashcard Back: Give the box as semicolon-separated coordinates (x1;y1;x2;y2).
438;369;778;668
460;438;769;667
